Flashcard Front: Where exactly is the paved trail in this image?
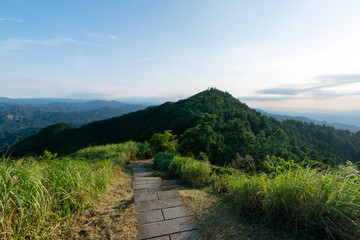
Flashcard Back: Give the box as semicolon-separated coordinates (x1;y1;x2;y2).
133;161;204;240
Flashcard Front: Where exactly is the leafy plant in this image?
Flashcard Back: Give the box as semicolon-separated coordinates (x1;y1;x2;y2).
154;152;175;171
150;130;178;153
38;150;58;162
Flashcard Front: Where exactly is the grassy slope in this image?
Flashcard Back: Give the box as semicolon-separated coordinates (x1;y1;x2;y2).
61;169;138;240
154;154;360;239
0;142;146;239
155;170;292;239
181;190;293;240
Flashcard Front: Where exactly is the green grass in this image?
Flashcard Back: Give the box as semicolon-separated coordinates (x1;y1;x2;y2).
0;141;147;239
170;156;211;188
155;154;360;239
154;152;174;171
153;154;211;188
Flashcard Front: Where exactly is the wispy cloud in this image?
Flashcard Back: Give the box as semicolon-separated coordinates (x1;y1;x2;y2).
0;17;25;23
75;50;89;68
64;27;118;40
316;74;360;85
83;31;118;40
242;96;302;101
259;87;303;96
251;74;360;101
0;37;104;50
0;38;75;50
133;58;152;63
109;35;118;40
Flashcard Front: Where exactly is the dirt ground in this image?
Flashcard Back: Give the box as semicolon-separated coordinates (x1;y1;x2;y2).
60;169;138;240
161;179;295;240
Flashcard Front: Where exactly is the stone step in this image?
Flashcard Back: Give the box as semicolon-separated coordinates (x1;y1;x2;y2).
137;216;197;239
134;177;161;181
136;205;191;224
134;192;157;202
134;172;154;178
157;190;180;200
135;198;184;212
162;206;191;220
133;182;162;190
133;162;204;240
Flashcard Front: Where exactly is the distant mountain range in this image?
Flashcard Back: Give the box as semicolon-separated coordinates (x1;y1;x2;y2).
0;98;145;150
10;89;360;167
257;109;360;133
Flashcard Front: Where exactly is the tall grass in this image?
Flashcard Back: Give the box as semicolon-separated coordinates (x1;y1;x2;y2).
154;152;174;171
160;155;211;187
218;165;360;238
155;154;360;239
0;141;144;239
71;141;139;163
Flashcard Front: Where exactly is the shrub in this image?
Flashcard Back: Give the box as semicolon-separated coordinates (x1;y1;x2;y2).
163;155;360;239
169;156;211;187
150;130;178;153
38;150;58;163
136;142;153;159
169;156;189;177
215;158;360;239
154;152;174;171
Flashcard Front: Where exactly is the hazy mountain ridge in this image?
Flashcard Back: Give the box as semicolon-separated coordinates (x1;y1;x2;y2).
0;99;145;150
10;89;360;167
0;97;88;105
258;109;360;133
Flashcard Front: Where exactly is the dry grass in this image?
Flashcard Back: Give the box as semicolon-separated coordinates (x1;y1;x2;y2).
161;179;294;240
60;168;138;240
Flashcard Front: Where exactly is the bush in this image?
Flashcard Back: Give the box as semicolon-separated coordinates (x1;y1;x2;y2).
150;130;178;153
136;142;153;159
214;158;360;239
169;156;211;187
154;152;174;171
38;150;58;162
169;156;189;177
163;155;360;239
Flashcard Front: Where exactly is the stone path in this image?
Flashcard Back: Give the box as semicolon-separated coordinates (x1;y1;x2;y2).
133;162;204;240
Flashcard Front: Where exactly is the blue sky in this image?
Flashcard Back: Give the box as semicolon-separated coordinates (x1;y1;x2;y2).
1;0;360;110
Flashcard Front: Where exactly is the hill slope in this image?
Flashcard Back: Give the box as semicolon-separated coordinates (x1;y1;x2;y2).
11;89;360;166
11;89;251;155
0;101;144;150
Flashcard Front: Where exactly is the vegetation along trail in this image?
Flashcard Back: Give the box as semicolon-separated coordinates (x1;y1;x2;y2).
2;89;360;239
61;167;137;239
0;142;151;239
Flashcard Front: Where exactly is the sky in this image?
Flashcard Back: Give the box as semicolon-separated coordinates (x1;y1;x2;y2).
1;0;360;111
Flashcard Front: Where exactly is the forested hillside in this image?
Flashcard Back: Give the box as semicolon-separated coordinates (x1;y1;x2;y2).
11;89;360;167
0;100;144;150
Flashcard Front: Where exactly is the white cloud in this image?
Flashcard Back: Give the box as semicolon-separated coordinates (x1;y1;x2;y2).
75;50;89;68
0;38;75;50
252;74;360;101
0;37;105;50
133;58;152;63
64;26;118;40
0;18;25;23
